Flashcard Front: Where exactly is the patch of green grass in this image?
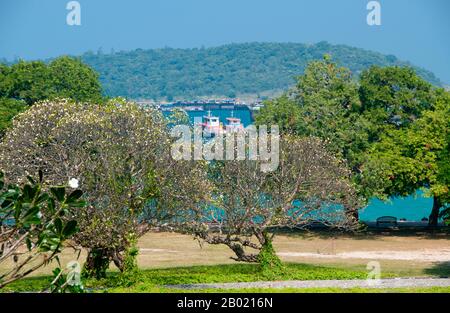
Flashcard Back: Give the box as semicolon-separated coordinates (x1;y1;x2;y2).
192;286;450;293
2;263;368;293
424;262;450;278
104;263;370;292
138;263;369;285
106;286;450;293
0;276;52;293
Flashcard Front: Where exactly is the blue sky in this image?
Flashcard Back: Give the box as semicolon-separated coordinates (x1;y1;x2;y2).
0;0;449;83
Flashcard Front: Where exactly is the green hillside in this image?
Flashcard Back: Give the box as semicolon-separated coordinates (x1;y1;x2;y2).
80;42;442;100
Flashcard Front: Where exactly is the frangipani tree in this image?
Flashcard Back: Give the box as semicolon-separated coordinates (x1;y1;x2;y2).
0;99;210;278
186;136;359;265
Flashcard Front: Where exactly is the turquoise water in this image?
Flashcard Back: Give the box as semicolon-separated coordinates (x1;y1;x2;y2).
177;108;434;222
360;191;433;222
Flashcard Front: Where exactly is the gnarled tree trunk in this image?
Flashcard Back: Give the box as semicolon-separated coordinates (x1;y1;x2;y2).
83;247;126;279
429;196;442;228
344;205;359;224
83;248;111;279
228;242;259;262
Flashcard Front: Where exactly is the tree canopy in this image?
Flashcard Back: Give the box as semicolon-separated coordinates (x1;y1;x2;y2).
367;91;450;225
256;57;449;225
0;56;103;135
359;66;438;139
256;57;373;211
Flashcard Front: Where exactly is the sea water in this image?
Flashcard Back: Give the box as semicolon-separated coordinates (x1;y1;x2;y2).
360;191;433;222
175;108;434;222
186;108;253;126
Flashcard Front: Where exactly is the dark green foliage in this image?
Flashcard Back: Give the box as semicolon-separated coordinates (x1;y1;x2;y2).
48;56;103;103
114;238;143;287
359;66;437;133
0;57;103;135
257;56;449;224
0;171;85;289
255;95;302;134
0;97;26;138
79;42;442;100
0;173;84;243
0;57;103;105
82;249;111;280
257;233;285;278
366;92;450;226
50;267;84;293
2;61;52;105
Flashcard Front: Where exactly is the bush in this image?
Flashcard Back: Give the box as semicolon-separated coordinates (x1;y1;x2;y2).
0;171;84;289
0;98;210;278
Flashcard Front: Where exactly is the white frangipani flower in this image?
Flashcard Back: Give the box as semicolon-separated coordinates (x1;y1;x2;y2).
68;178;79;189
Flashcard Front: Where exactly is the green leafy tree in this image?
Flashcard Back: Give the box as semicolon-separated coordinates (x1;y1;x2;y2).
3;57;103;105
359;66;437;138
438;131;450;223
48;56;103;103
0;57;104;135
7;60;53;105
0;98;27;138
255;95;302;134
368;92;450;226
0;63;13;97
257;61;445;223
257;57;371;220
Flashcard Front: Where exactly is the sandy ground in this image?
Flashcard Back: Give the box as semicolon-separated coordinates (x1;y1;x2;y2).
274;233;450;262
135;232;450;277
277;249;450;262
2;232;450;277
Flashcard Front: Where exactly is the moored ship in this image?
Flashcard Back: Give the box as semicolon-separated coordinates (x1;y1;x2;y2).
199;111;244;138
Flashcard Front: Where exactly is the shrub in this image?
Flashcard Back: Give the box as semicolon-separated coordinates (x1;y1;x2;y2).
0;98;210;277
0;171;84;289
187;136;359;263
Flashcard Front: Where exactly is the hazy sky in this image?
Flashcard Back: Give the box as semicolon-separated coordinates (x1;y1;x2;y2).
1;0;449;83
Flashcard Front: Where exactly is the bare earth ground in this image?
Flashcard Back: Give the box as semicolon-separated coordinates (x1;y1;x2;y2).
2;232;450;277
135;232;450;278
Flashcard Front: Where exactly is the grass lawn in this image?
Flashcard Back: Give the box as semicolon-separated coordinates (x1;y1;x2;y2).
109;286;450;293
2;232;450;293
1;263;370;293
0;262;416;293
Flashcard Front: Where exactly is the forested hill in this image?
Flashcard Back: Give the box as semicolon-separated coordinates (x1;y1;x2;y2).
80;42;442;100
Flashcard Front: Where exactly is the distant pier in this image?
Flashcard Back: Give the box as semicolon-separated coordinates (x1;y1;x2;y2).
138;98;264;123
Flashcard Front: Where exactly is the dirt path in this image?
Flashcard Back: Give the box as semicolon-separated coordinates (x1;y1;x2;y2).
3;232;449;277
166;278;450;290
277;249;450;262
